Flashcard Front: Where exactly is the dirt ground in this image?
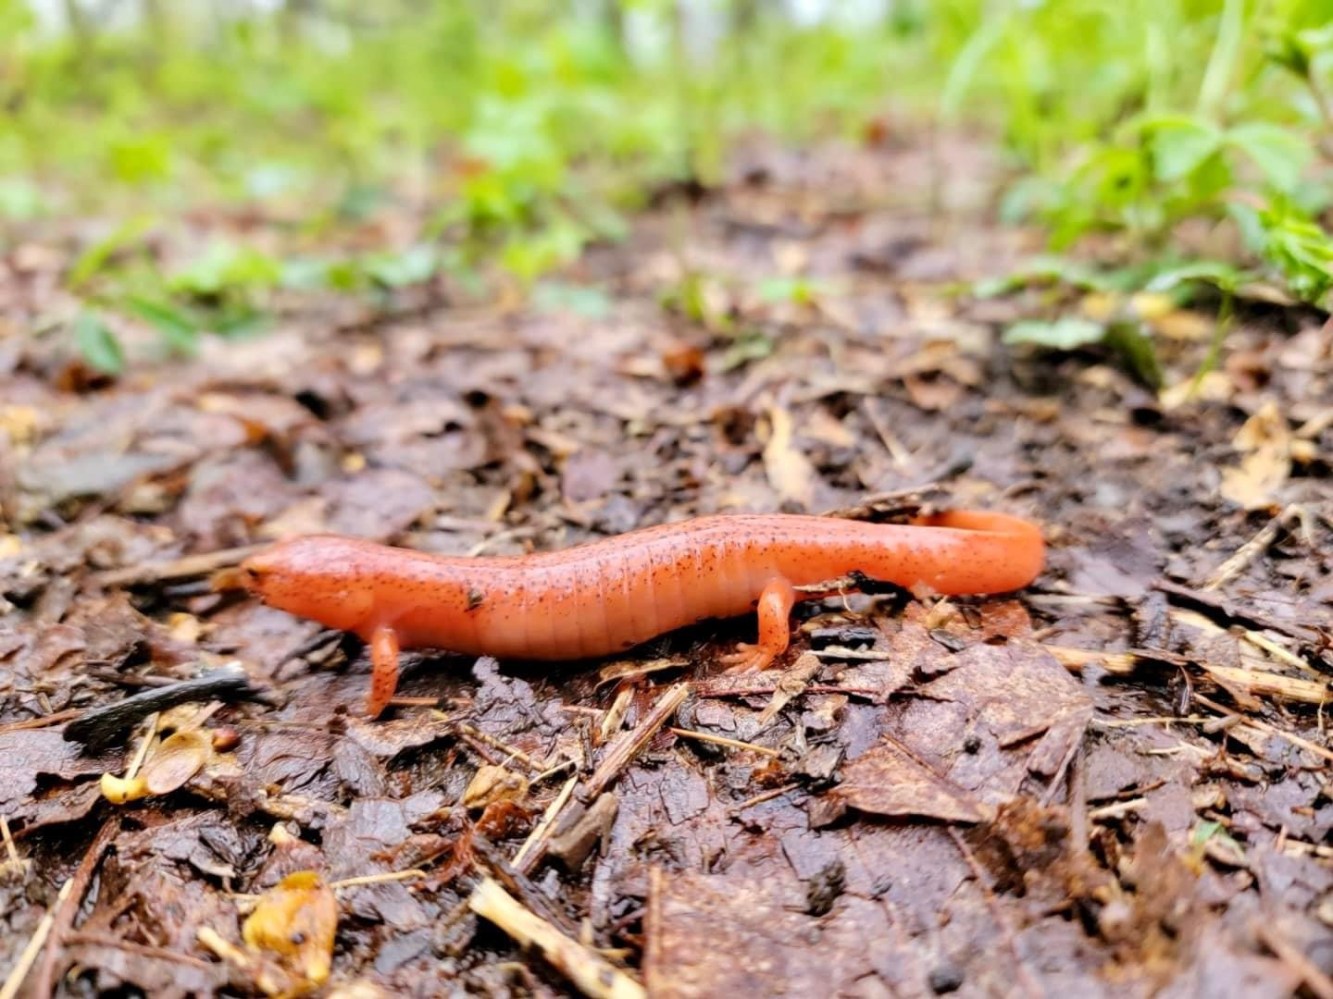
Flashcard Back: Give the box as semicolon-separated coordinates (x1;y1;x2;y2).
2;134;1331;998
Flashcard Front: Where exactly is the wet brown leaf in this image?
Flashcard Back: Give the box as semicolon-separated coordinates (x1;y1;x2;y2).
831;737;984;823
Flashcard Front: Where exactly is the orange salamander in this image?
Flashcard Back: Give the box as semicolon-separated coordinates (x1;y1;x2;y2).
241;509;1044;717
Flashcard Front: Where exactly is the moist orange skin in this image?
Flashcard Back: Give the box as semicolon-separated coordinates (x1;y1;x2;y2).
241;510;1045;717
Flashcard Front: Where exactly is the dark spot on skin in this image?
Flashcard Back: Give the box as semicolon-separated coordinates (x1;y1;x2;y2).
467;588;485;611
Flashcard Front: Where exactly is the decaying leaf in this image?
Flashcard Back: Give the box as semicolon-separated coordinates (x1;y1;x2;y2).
102;728;214;804
462;763;530;810
830;737;984;823
762;405;817;509
1221;401;1293;510
241;870;339;996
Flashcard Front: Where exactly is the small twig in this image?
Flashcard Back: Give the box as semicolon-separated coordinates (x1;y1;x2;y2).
1038;734;1083;807
31;818;118;999
1193;694;1333;763
1241;631;1320;676
1254;922;1333;999
123;715;160;781
809;646;894;662
452;722;547;773
821;486;944;521
0;879;72;999
1087;798;1149;822
729;782;802;815
583;683;690;800
328;869;426;891
860;399;914;468
1204;508;1292;590
468;876;645;999
1196;662;1330;707
667;727;781;758
467;526;541;558
97;545;267;588
1;815;21;868
61;933;215;969
1152;579;1318;645
1043;645;1138;676
0;710;81;736
512;774;579;876
1092;715;1213;728
1280;840;1333;860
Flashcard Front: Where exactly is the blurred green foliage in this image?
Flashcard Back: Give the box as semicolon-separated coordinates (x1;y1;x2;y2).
0;0;1329;368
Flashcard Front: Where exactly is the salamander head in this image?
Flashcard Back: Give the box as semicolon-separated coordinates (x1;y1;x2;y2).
241;535;377;632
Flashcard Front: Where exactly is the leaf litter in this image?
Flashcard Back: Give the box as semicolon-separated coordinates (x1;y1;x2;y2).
1;133;1331;997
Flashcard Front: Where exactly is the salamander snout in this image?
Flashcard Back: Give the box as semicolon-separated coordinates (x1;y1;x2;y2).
239;535;377;632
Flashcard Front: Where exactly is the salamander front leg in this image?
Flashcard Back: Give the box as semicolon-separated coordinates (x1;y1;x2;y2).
367;625;400;718
719;577;796;672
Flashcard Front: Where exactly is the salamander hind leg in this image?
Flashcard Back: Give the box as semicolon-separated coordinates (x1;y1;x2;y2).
719;577;797;673
367;625;401;718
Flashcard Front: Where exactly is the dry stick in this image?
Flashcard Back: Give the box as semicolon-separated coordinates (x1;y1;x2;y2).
468;876;645;999
1037;733;1084;808
1203;507;1299;591
512;774;579;876
1204;512;1286;590
328;869;426;891
453;722;547;773
0;710;81;736
1093;715;1214;728
667;727;781;758
1087;797;1149;822
583;683;689;800
30;818;118;999
0;815;21;868
1152;579;1318;645
1047;643;1331;706
1242;630;1321;676
1196;662;1330;707
0;880;72;999
1254;922;1333;999
61;933;215;969
860;398;914;468
729;782;802;815
1193;693;1333;764
96;544;267;588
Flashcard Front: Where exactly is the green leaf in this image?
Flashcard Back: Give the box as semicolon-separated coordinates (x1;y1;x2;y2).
365;245;439;289
1251;200;1333;304
1226;123;1311;194
73;311;125;375
1144;117;1224;183
718;330;774;372
1002;317;1107;350
757;277;818;306
108;133;173;184
0;178;45;220
1104;321;1164;390
1190;820;1223;848
124;296;199;355
532;281;611;318
1144;261;1243;295
170;241;283;298
67;217;152;290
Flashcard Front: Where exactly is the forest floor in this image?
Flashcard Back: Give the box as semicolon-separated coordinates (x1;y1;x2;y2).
2;132;1332;999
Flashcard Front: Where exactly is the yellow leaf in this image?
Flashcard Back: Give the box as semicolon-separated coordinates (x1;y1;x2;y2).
242;871;338;995
761;406;817;510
